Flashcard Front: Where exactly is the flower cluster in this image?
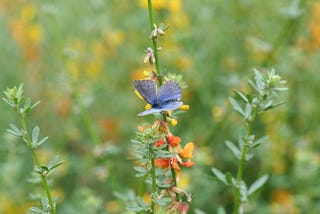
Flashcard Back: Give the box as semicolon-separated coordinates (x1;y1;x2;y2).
152;120;194;172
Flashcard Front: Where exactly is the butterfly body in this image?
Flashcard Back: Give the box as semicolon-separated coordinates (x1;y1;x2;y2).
132;80;183;116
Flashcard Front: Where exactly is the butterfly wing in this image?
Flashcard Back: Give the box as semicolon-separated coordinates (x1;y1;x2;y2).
157;80;182;104
137;108;163;116
158;101;183;111
137;102;183;116
132;80;157;105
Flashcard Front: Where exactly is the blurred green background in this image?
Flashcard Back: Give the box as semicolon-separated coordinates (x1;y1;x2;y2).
1;0;320;213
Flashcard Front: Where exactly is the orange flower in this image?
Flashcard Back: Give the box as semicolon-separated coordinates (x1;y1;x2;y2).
166;133;181;147
182;161;194;168
155;158;170;169
171;158;181;171
179;142;194;159
153;138;166;147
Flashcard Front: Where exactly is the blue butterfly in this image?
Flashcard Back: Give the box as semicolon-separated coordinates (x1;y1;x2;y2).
132;80;183;116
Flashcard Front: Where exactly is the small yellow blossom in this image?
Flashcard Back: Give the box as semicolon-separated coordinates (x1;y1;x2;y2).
145;103;152;110
168;117;178;126
142;193;152;203
179;104;189;111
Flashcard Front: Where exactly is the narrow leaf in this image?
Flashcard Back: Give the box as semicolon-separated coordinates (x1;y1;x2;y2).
32;126;40;144
252;136;268;148
133;166;147;173
229;97;244;116
48;155;60;169
248;174;269;195
23;97;31;112
135;172;147;177
212;167;228;185
225;141;241;159
233;90;248;103
244;103;252;121
29;207;44;213
36;136;49;147
126;206;144;212
31;100;41;110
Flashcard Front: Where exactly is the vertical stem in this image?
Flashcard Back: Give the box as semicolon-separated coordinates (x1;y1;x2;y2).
233;109;257;214
147;0;162;83
151;158;156;213
19;115;57;214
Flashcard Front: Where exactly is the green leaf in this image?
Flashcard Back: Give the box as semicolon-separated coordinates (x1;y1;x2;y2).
245;153;253;161
36;136;49;147
135;172;147;177
136;196;146;207
239;181;248;202
29;207;44;213
23;97;31;113
212;167;228;185
252;136;268;148
248;174;269;195
229;97;244;116
127;205;144;212
233;90;248;103
225;141;241;159
32;126;40;145
133;166;147;173
31;100;41;111
155;197;171;206
244;103;252;120
7;124;23;137
48;155;63;172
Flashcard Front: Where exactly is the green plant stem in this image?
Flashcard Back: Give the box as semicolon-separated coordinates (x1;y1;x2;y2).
151;158;156;214
147;0;162;84
233;109;257;214
19;115;57;214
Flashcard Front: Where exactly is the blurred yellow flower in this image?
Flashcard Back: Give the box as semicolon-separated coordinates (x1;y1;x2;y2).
27;24;43;43
138;0;182;12
139;0;166;10
168;0;182;12
270;189;301;214
177;171;190;190
105;200;122;213
20;4;36;22
211;106;226;122
104;30;125;48
85;59;103;78
0;196;31;214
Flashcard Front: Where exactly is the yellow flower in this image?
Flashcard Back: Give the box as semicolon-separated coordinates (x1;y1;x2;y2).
138;0;166;10
169;0;182;12
27;24;43;43
179;104;189;111
179;142;194;159
168;117;178;126
21;4;36;22
145;103;152;110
